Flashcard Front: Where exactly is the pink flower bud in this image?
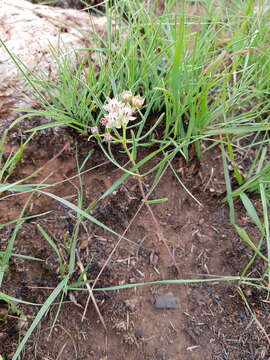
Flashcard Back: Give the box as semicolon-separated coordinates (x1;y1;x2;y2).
121;91;133;102
103;133;113;142
132;95;144;108
90;126;99;134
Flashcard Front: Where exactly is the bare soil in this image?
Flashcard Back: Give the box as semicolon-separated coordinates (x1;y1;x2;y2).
1;2;269;359
0;125;269;360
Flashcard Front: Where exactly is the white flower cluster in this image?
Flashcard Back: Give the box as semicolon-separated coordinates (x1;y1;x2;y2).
101;91;144;129
102;98;136;129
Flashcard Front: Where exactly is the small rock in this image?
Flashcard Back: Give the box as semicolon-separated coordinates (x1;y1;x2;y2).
150;251;159;266
199;218;204;225
238;311;247;320
135;328;144;340
130;259;136;266
124;298;139;312
154;294;180;309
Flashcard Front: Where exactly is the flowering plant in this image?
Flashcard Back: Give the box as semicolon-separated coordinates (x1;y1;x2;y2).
102;99;136;129
89;91;144;143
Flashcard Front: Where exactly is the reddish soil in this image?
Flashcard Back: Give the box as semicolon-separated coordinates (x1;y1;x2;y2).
1;127;269;360
1;2;269;359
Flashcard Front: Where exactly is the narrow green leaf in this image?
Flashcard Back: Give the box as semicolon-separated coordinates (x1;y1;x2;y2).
221;141;235;224
143;198;168;204
12;277;68;360
89;276;261;292
0;211;51;229
0;292;42;306
240;193;263;233
37;191;130;242
37;225;62;265
234;224;267;262
0;252;43;262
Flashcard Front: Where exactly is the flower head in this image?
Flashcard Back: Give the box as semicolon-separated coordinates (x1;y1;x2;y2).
104;98;122;113
121;90;133;102
132;95;144;109
103;97;136;129
103;132;113;142
101;117;108;126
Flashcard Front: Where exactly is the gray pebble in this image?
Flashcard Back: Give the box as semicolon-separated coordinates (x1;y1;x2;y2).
135;329;144;340
154;294;180;309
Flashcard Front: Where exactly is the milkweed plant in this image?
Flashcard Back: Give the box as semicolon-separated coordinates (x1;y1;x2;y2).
89;91;144;165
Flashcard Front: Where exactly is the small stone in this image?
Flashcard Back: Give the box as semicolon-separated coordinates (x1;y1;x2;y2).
154;294;180;309
135;328;144;340
130;259;136;267
199;218;204;225
238;311;247;320
150;251;159;266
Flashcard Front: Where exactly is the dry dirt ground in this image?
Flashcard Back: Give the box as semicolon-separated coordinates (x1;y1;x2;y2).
0;126;269;360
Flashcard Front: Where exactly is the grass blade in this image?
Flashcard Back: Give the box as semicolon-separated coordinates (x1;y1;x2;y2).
37;190;131;242
240;193;263;233
12;277;68;360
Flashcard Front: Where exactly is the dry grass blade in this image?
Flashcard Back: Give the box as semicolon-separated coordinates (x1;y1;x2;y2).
238;287;270;347
201;44;270;75
75;249;107;330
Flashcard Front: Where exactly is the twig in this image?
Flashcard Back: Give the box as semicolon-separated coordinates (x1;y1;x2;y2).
238;287;270;347
56;324;78;359
75;249;107;330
